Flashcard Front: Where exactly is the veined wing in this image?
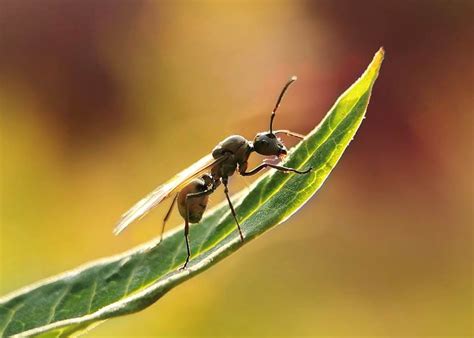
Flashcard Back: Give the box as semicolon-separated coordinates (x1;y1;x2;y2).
114;153;223;235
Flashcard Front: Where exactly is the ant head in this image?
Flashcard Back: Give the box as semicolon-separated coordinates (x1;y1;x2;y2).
253;132;287;157
252;76;297;158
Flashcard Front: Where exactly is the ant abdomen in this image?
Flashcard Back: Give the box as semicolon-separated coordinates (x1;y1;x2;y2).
177;179;209;223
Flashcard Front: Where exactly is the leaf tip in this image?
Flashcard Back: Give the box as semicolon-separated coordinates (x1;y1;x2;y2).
374;47;385;64
363;47;385;83
374;47;385;67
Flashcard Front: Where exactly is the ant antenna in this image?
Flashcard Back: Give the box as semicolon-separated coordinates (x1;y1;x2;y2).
269;75;297;134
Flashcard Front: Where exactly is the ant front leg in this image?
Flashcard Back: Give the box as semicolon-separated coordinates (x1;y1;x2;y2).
222;178;244;242
273;129;305;140
241;163;312;176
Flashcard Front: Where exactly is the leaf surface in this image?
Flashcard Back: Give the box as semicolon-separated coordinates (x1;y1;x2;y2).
0;48;384;337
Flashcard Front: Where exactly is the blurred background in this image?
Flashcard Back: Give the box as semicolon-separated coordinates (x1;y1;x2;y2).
0;0;472;336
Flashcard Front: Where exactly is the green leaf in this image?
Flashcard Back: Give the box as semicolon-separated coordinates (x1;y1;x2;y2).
0;48;384;337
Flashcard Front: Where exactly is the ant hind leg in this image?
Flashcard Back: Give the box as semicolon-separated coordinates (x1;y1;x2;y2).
158;193;178;245
179;185;215;270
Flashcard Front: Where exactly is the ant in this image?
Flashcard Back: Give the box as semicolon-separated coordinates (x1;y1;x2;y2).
114;76;312;269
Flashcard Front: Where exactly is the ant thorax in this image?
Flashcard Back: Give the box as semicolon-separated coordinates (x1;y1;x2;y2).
211;135;253;179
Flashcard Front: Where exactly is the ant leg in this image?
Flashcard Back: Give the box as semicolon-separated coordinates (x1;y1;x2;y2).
242;163;312;176
181;199;191;270
180;186;216;270
273;129;305;139
157;193;178;245
222;179;244;242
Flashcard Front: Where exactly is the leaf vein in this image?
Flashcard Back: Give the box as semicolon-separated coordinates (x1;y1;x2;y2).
48;285;71;323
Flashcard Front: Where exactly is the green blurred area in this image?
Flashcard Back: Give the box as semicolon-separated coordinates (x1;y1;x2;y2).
0;0;472;336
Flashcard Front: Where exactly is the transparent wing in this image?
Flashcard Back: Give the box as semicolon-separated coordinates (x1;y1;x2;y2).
113;153;223;235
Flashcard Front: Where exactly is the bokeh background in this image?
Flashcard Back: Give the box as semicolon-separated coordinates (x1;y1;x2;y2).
1;0;472;336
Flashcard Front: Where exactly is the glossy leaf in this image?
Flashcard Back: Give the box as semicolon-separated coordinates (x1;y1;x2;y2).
0;48;384;337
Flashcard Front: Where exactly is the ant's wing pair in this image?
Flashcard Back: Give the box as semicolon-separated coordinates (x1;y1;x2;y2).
113;153;226;235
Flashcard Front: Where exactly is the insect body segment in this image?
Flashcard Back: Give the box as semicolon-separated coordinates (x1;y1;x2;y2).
177;175;213;223
115;76;313;270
